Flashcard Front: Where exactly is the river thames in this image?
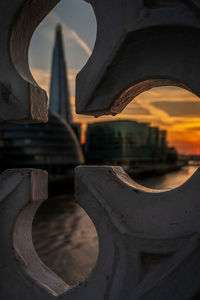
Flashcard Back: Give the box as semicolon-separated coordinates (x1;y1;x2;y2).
32;164;199;286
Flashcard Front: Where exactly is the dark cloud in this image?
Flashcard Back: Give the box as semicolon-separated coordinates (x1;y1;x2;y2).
152;101;200;117
185;126;200;132
124;105;151;115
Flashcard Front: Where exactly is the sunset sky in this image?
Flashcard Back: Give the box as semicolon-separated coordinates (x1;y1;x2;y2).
29;0;200;155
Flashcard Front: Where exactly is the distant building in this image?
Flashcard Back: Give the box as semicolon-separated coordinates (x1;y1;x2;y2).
0;112;84;175
50;24;72;123
49;24;81;141
85;120;169;164
0;24;84;175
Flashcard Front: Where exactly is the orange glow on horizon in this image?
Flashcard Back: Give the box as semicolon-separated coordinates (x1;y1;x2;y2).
167;132;200;155
31;67;200;155
81;134;86;145
75;86;200;155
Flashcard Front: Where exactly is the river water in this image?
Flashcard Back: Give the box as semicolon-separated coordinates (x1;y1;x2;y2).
32;165;199;287
136;165;199;189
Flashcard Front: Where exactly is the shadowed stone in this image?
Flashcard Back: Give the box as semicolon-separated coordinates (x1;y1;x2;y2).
0;0;60;122
74;166;200;299
1;1;200;299
76;0;200;116
2;167;200;299
0;169;69;299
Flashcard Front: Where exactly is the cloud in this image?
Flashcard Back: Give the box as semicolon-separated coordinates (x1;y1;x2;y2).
31;67;51;95
73;86;200;154
130;87;200;154
152;101;200;117
31;63;200;154
67;68;79;95
31;67;79;96
67;68;78;82
121;105;151;116
39;12;92;57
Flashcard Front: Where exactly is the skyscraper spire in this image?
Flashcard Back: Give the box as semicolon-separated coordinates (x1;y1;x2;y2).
49;24;73;124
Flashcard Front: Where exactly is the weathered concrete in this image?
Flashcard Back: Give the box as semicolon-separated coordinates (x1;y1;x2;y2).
76;0;200;116
75;166;200;299
0;0;60;122
2;166;200;299
0;0;200;299
0;169;70;299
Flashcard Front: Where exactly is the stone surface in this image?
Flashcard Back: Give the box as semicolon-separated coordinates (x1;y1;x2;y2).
0;0;60;122
0;169;70;299
75;166;200;299
0;0;200;299
76;0;200;116
2;166;200;299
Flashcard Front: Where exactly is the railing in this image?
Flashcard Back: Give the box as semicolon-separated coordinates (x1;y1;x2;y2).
0;1;200;299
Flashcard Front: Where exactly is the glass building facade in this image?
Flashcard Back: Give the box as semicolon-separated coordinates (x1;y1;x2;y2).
0;112;84;175
85;120;168;164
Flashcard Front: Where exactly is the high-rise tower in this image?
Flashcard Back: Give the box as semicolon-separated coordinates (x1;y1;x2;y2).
49;24;73;124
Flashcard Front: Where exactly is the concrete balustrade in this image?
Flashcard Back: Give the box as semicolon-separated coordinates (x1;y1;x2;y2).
76;0;200;116
0;169;68;299
75;166;200;299
0;0;200;299
0;0;60;122
1;167;200;299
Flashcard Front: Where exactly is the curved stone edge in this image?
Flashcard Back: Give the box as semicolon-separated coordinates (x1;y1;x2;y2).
76;1;200;116
73;165;200;299
0;169;70;300
0;0;60;122
75;166;200;237
4;165;199;300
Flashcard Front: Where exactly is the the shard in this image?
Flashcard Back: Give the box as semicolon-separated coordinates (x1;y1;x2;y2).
49;24;72;124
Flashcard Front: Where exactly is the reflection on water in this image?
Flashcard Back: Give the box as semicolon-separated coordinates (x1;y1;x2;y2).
32;165;199;286
137;165;199;189
33;195;98;286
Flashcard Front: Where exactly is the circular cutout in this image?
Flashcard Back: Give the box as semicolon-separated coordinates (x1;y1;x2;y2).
84;86;200;190
33;195;99;287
